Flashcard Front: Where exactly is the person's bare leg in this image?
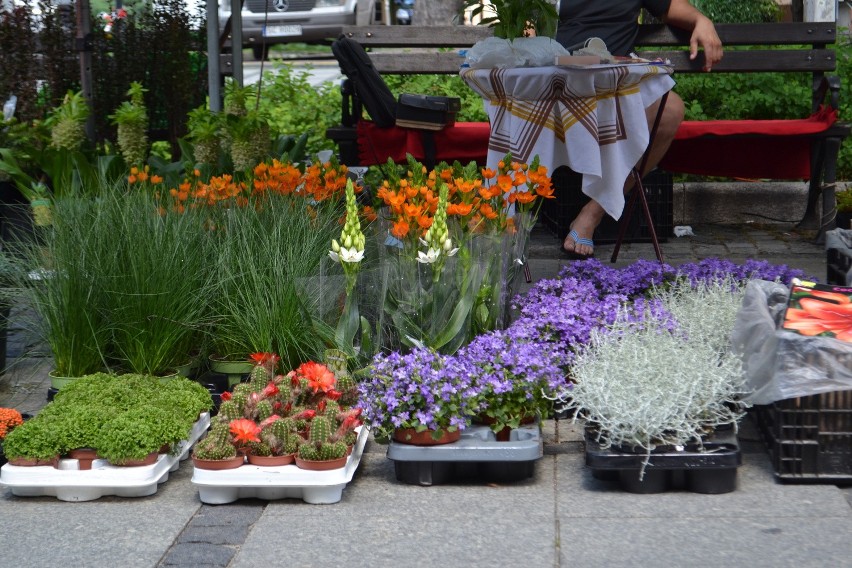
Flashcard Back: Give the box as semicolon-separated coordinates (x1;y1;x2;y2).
563;92;685;255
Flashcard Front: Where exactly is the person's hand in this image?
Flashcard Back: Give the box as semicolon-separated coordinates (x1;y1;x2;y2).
690;17;723;71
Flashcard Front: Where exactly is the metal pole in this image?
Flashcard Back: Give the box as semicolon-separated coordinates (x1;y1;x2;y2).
206;0;221;111
76;0;95;141
229;0;243;87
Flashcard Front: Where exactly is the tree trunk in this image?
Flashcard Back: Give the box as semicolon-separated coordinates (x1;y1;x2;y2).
413;0;465;26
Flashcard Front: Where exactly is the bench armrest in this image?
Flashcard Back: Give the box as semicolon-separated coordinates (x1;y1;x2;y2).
814;75;841;114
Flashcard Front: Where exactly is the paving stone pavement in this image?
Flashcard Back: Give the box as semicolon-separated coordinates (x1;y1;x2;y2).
1;220;850;568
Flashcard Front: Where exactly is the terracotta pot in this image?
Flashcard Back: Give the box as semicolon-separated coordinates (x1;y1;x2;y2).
392;427;460;446
158;443;172;454
247;453;295;467
110;451;159;467
68;448;99;470
192;454;245;470
7;456;59;467
295;455;348;471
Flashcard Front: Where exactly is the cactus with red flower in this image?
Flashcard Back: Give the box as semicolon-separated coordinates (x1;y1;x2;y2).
192;354;363;465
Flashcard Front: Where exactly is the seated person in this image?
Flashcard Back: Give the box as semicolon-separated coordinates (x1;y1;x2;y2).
555;0;722;257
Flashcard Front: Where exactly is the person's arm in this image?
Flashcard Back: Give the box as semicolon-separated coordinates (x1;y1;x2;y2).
661;0;723;71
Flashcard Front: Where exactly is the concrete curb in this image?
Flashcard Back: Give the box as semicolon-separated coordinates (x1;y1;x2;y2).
675;180;851;226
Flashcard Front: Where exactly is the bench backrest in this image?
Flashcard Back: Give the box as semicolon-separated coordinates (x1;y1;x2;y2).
339;22;839;75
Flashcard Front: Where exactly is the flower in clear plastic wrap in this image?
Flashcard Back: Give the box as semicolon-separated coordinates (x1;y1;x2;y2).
329;179;366;291
328;243;365;264
366;153;558;352
416;247;440;264
418;181;457;278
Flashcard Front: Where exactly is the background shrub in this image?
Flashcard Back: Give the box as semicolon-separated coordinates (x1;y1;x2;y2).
691;0;780;23
0;0;207;155
257;65;342;155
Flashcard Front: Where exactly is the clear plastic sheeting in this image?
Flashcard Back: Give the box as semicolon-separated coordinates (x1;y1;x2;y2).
464;37;570;69
731;280;852;404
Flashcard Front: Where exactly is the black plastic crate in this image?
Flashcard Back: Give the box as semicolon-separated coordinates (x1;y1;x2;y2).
826;246;852;285
540;167;673;243
754;390;852;483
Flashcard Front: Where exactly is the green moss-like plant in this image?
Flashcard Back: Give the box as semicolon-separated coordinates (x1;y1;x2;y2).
52;405;114;453
157;378;214;424
1;417;63;461
93;408;164;464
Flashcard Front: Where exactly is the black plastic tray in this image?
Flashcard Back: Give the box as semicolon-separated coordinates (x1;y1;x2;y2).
585;427;742;494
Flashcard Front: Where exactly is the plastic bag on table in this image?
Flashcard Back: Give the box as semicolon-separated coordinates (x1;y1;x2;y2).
730;279;852;404
511;37;570;67
464;37;523;69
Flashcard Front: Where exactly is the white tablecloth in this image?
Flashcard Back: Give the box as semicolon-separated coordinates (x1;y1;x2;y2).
461;64;675;220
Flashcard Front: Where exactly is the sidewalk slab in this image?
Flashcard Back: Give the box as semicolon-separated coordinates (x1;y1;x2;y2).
0;460;201;568
232;453;558;567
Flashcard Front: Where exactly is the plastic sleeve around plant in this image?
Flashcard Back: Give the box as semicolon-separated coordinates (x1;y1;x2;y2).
731;280;852;404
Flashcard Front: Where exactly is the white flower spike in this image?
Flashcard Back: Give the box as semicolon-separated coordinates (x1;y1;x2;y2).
417;248;442;264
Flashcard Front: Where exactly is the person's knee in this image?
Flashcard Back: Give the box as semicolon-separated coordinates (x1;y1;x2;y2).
657;94;685;141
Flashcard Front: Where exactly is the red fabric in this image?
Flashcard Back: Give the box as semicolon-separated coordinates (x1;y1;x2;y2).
356;120;490;166
660;107;837;180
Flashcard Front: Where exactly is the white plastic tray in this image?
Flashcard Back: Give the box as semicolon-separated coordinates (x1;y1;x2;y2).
191;426;368;505
0;413;211;502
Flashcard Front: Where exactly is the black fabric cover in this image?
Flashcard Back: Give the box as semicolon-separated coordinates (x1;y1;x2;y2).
331;36;397;128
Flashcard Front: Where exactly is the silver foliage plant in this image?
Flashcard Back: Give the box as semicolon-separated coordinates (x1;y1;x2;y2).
560;277;751;471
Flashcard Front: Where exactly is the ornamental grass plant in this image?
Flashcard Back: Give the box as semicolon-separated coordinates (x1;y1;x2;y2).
207;180;347;370
89;187;214;376
20;197;110;377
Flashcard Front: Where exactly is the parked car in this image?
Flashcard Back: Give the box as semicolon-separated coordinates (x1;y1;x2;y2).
219;0;383;60
395;0;413;25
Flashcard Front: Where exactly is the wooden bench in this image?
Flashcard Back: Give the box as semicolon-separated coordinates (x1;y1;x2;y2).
327;22;850;239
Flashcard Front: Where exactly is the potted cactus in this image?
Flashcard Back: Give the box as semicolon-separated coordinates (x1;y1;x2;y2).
192;353;363;472
191;420;245;470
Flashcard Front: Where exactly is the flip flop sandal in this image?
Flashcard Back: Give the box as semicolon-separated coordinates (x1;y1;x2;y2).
561;229;595;260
